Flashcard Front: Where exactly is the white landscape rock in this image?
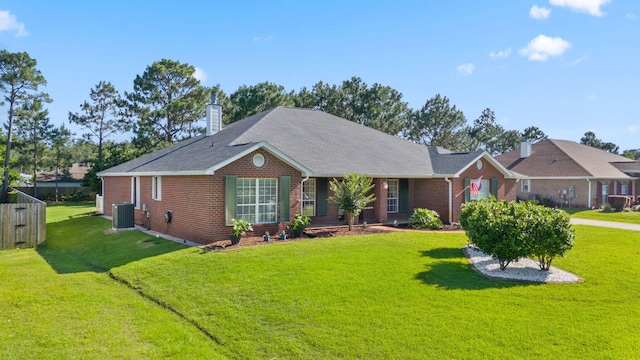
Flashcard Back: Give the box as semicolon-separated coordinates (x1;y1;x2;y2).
463;245;581;284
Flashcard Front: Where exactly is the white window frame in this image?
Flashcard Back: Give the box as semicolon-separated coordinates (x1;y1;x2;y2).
621;182;628;196
602;183;608;204
236;178;278;224
521;179;531;193
470;179;490;201
387;179;399;213
152;176;162;201
131;176;140;209
302;178;316;216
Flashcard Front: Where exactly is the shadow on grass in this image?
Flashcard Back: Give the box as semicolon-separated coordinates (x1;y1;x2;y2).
37;215;188;274
416;248;536;290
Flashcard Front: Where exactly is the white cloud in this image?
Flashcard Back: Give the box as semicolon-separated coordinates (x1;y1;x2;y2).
530;5;551;19
519;34;571;61
489;48;512;59
627;12;637;20
457;63;474;76
587;93;597;101
252;35;273;42
193;67;207;82
628;125;638;133
549;0;610;17
0;10;29;37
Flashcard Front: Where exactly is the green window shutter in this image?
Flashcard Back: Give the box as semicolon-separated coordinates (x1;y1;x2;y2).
316;178;328;216
399;178;409;212
280;176;291;223
225;176;237;226
490;177;499;198
464;177;470;202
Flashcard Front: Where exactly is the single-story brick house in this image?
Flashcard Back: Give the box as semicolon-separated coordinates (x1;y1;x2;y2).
98;103;518;245
495;139;640;208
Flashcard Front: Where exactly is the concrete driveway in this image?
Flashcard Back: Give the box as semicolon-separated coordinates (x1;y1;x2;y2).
571;218;640;231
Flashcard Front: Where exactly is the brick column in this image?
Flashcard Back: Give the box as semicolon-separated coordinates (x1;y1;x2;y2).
373;178;388;223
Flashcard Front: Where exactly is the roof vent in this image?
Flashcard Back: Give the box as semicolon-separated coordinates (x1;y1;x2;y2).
206;94;222;136
520;142;532;158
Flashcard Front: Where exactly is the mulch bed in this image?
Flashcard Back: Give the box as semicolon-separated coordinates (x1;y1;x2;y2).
201;224;461;251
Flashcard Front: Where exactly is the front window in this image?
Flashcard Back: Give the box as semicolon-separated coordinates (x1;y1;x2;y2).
302;179;316;216
236;178;277;224
621;183;628;195
387;179;399;213
470;179;490;201
521;179;531;193
602;183;608;204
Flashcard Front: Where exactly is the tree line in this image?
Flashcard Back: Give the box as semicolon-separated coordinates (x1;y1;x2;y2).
2;50;638;200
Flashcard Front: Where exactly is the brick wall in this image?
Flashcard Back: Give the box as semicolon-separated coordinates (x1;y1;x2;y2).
102;150;303;245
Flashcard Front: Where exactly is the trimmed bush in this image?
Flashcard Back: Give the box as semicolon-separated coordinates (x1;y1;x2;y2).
607;196;627;211
460;198;574;271
408;208;443;230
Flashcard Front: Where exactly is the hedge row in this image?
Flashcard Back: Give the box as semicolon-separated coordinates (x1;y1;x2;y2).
459;198;575;271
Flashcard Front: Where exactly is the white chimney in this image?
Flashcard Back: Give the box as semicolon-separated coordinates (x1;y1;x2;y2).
520;141;532;158
206;94;222;136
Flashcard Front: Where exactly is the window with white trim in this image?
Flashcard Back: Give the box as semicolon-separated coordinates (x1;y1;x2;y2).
602;183;608;204
131;176;140;208
302;179;316;216
236;178;277;224
470;179;490;201
621;182;628;195
521;179;531;193
152;176;162;200
387;179;399;213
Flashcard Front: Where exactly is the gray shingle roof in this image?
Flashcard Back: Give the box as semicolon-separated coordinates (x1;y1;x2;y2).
496;139;639;179
99;107;501;178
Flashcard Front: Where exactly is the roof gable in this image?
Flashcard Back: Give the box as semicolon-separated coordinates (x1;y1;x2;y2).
496;139;636;179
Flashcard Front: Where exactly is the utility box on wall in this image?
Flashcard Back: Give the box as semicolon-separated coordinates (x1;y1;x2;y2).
112;203;135;229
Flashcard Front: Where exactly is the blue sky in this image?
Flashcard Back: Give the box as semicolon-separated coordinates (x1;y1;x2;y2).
1;0;639;151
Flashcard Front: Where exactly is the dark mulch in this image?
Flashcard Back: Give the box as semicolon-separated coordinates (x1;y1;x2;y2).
201;224;461;251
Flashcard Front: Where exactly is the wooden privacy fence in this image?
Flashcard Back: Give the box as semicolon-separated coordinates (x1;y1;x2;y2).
1;189;46;250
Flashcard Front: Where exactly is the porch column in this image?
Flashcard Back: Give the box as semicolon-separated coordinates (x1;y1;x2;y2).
373;178;388;223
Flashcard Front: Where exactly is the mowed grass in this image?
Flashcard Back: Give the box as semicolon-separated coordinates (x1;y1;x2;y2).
0;203;224;359
570;208;640;224
112;226;640;359
2;203;640;359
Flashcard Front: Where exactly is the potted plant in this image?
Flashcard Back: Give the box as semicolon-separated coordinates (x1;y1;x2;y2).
263;231;270;242
230;218;252;245
279;230;287;240
288;214;310;238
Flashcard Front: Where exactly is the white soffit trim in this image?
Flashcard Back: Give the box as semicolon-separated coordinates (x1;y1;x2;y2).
453;152;518;178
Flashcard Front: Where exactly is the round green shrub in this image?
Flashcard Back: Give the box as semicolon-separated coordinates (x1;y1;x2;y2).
408;208;443;230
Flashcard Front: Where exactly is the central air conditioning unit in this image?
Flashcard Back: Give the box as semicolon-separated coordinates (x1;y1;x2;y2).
112;203;135;229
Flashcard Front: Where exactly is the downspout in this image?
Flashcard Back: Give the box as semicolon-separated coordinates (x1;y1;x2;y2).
445;177;453;225
586;179;592;209
300;175;309;215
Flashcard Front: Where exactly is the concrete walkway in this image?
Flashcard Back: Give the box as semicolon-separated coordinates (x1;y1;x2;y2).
570;218;640;231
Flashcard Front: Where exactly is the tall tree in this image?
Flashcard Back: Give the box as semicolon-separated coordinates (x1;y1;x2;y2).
521;126;548;143
580;131;619;154
404;94;471;151
469;108;504;155
69;81;126;167
49;124;73;201
622;149;640;160
0;50;47;202
124;59;209;153
228;81;295;123
328;173;376;231
295;77;410;135
15;95;54;198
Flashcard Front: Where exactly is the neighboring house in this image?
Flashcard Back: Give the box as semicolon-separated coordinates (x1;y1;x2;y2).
496;140;640;208
36;162;90;188
98;104;517;245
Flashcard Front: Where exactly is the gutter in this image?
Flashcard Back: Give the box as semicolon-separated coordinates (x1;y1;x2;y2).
445;177;453;224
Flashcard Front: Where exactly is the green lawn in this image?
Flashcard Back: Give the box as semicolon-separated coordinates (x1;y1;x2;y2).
569;208;640;224
1;203;639;359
